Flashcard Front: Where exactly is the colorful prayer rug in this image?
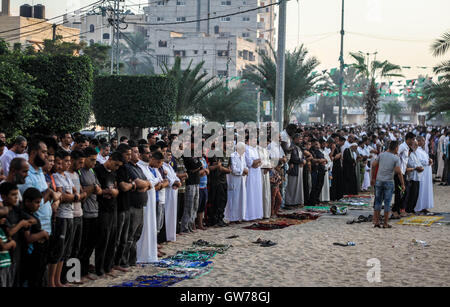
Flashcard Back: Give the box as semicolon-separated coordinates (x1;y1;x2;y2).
243;218;312;231
277;211;322;220
397;215;444;226
113;275;187;287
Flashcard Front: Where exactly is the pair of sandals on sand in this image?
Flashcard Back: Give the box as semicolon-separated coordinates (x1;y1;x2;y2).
252;238;277;247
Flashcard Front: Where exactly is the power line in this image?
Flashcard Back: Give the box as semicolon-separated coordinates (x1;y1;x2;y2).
0;0;104;35
3;20;70;42
347;31;431;43
124;0;287;26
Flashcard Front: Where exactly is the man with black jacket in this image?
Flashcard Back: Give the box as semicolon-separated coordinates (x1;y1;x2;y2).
309;139;327;206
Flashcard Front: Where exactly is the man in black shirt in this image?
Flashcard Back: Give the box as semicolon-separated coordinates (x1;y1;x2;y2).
113;144;133;272
309;139;327;206
123;144;151;267
93;152;122;277
181;140;204;233
207;152;231;227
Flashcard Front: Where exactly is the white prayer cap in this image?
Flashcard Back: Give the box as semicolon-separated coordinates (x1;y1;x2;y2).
427;127;432;132
381;129;386;133
236;142;246;153
350;143;358;147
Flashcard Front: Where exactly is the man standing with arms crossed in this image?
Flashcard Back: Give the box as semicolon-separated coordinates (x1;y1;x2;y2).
371;141;405;228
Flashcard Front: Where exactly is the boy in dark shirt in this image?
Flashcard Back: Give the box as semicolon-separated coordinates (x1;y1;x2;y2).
21;187;50;287
0;182;35;287
0;205;15;287
94;152;122;277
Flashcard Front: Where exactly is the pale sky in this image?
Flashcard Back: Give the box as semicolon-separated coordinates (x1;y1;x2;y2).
7;0;450;80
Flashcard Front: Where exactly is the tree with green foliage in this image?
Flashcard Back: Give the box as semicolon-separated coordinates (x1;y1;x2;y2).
92;75;176;131
349;52;403;132
162;57;221;120
120;32;154;75
382;101;402;124
20;54;94;134
426;31;450;119
0;40;46;140
243;44;322;126
197;84;258;123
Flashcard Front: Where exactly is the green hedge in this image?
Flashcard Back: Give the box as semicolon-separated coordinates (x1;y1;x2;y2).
20;54;93;134
92;75;176;128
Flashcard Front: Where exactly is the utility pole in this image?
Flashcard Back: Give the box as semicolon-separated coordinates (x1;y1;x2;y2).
257;89;261;125
226;40;231;89
338;0;345;129
52;23;57;41
275;0;287;132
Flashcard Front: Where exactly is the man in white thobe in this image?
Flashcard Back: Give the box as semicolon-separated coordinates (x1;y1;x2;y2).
225;142;248;222
245;138;263;221
415;136;434;213
163;151;181;242
136;147;160;263
258;144;272;219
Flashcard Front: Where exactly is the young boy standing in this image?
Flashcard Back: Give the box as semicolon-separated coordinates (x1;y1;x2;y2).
48;150;78;287
0;205;15;287
0;182;35;287
21;187;50;287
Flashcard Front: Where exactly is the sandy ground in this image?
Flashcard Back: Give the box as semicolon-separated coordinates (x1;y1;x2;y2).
82;184;450;287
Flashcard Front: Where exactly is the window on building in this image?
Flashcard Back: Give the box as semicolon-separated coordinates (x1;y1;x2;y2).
242;32;250;38
89;39;95;46
176;17;186;22
89;24;95;33
103;33;110;39
249;51;255;62
259;33;264;39
221;1;231;5
204;50;207;54
158;40;167;47
176;1;186;5
242;16;250;21
193;50;198;55
157;55;169;66
243;50;249;60
217;50;229;57
220;17;231;22
238;51;243;58
260;17;265;22
174;50;186;57
217;70;227;77
157;17;164;21
260;2;265;6
157;1;166;5
214;25;220;34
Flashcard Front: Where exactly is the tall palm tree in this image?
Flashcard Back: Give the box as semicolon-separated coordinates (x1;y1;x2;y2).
162;56;221;120
198;84;254;123
243;44;322;127
349;52;403;132
120;32;154;75
425;30;450;118
382;101;402;124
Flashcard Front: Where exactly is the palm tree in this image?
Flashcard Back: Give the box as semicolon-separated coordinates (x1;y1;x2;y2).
162;57;221;120
120;32;154;75
425;30;450;118
243;44;322;127
349;52;403;132
198;84;256;123
382;101;402;123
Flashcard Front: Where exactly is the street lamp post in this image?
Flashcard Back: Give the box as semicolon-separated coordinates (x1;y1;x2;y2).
338;0;345;129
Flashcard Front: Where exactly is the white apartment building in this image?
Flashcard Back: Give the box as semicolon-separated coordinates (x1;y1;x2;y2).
63;12;147;47
152;30;258;77
143;0;275;51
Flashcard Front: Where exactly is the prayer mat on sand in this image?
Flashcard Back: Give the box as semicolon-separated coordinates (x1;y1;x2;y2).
277;211;322;220
397;215;444;227
333;201;370;207
113;275;187;287
243;218;313;231
157;266;213;279
343;195;371;198
191;240;232;253
304;206;331;212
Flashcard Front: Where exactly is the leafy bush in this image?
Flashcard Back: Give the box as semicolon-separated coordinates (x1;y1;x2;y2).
92;75;176;128
20;54;94;134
